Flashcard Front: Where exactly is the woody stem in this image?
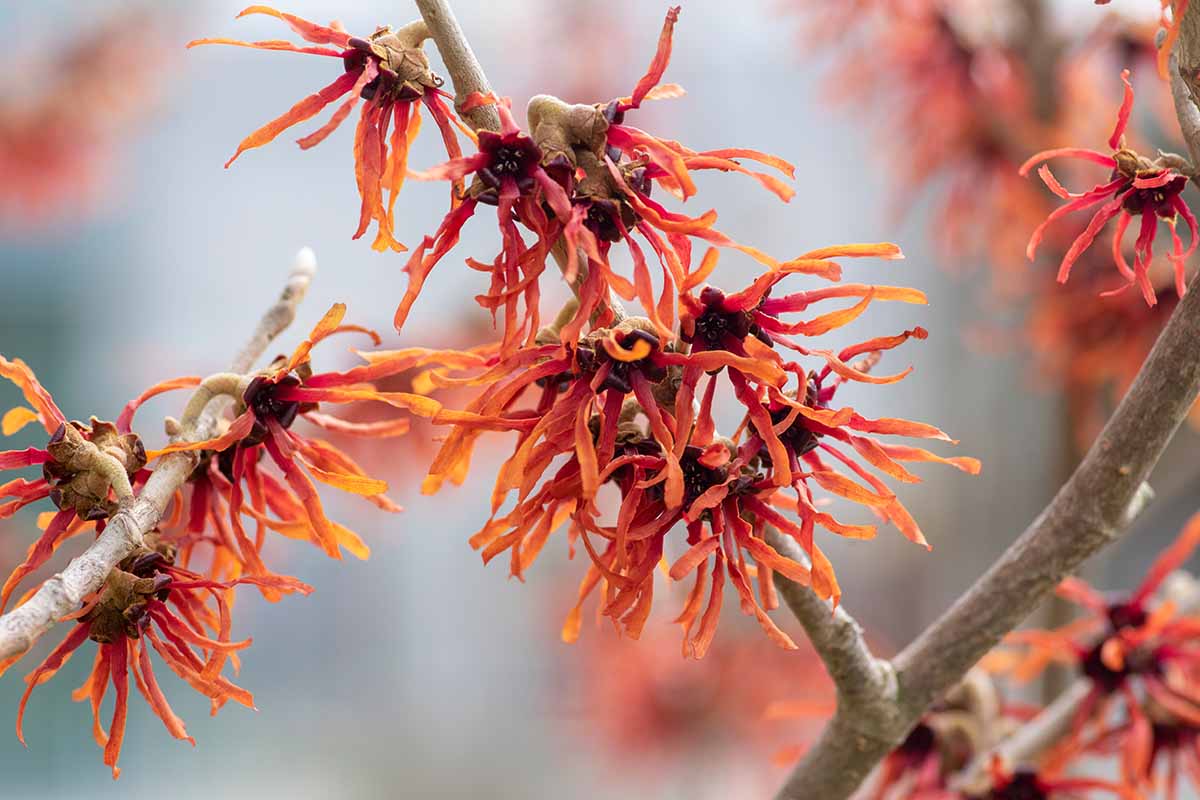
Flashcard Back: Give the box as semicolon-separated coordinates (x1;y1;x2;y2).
0;249;316;668
766;528;895;720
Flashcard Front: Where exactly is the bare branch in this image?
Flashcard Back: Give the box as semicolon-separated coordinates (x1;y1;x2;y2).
0;249;316;668
413;0;501;133
1171;47;1200;167
766;528;892;708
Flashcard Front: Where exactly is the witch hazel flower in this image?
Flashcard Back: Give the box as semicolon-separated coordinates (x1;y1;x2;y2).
189;6;467;252
1021;69;1197;304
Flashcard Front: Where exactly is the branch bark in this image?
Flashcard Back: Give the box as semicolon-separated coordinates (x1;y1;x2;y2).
413;0;500;133
0;248;316;668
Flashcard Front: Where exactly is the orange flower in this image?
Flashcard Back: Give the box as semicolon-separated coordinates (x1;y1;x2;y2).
0;357;152;611
144;305;422;568
567;624;832;787
1026;260;1183;451
397;96;571;353
0;11;168;226
13;535;309;778
189;6;466;251
1021;70;1197;304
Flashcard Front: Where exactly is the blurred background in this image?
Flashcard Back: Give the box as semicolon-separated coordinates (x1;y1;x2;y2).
0;0;1194;797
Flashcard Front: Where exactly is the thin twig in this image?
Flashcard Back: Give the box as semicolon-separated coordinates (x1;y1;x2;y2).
766;527;894;714
0;249;316;667
413;0;500;133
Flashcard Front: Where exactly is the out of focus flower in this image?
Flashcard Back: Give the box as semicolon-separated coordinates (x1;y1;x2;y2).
1026;259;1184;452
190;6;467;251
566;622;832;793
1022;70;1197;304
864;670;1017;800
0;10;168;227
1095;0;1188;77
790;0;1054;289
992;511;1200;794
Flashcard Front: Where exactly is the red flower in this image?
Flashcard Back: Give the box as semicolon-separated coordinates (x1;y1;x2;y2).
419;244;976;654
1021;69;1197;305
0;357;148;611
144;305;420;566
189;6;466;252
980;760;1136;800
397;96;572;353
12;534;309;778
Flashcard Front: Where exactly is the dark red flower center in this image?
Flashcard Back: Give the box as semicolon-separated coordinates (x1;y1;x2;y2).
688;286;771;353
1120;174;1186;216
1107;601;1148;631
986;771;1046;800
679;445;728;509
576;329;665;395
764;378;825;461
897;722;937;761
242;374;303;445
1081;636;1162;693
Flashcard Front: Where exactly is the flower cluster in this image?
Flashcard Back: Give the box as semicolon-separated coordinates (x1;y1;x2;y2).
0;301;488;773
418;244;977;658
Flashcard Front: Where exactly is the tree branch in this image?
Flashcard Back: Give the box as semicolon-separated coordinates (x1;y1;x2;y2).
1175;3;1200;167
0;248;316;668
766;528;893;711
413;0;500;133
776;259;1199;798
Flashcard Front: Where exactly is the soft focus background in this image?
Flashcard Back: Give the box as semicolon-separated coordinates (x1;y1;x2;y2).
0;1;1195;798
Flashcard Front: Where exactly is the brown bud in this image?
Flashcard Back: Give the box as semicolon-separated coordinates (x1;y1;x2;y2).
83;567;166;643
45;418;146;520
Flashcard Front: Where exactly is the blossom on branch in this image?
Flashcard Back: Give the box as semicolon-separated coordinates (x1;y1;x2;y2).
418;241;976;655
190;6;467;251
992;511;1200;795
1021;70;1197;304
13;532;309;778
